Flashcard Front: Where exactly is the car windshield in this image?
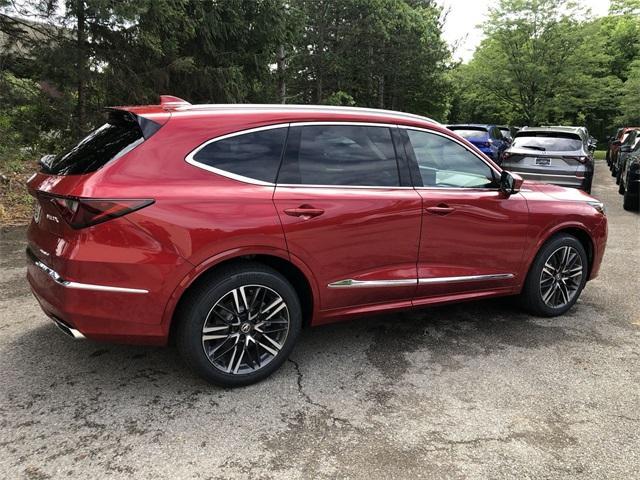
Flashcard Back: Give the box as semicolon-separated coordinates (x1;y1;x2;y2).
448;128;488;141
511;133;583;152
500;129;511;137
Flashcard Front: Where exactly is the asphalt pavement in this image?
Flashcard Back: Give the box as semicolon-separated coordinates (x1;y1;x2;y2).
1;162;638;479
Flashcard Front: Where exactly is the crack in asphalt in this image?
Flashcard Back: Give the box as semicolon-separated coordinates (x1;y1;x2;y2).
287;357;357;429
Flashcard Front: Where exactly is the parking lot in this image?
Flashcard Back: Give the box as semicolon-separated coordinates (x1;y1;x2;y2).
0;163;638;479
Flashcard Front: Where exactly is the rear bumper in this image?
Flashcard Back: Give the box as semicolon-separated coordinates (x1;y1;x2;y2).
27;247;169;345
510;171;592;190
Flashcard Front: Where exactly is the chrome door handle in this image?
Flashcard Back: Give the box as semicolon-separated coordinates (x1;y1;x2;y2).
425;205;454;216
283;206;325;218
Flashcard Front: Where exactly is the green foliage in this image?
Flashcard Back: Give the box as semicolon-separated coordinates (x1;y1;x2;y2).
450;0;640;140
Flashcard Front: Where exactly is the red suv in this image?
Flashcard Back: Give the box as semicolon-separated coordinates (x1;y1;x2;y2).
27;97;608;386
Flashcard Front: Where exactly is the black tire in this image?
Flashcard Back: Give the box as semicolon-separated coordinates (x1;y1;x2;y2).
616;168;622;185
611;166;617;177
176;262;302;387
520;234;588;317
618;180;625;195
623;189;639;211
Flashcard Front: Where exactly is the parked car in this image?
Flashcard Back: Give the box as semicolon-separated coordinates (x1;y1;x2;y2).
445;124;509;161
607;128;624;167
620;153;640;211
615;129;640;185
500;126;595;193
498;126;513;145
609;127;640;174
27;98;608;387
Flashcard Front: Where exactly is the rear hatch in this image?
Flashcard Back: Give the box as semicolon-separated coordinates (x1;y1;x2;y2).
448;127;491;148
27;109;166;270
502;132;588;174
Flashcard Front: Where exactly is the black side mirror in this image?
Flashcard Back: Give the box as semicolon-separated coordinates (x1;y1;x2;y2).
499;170;523;195
612;140;622;146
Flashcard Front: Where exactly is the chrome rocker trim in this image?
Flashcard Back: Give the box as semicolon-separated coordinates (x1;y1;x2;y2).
328;279;417;288
329;274;514;288
418;273;514;284
28;249;148;294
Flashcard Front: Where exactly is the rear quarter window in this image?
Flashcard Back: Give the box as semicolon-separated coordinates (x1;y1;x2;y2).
191;127;287;183
42;111;144;175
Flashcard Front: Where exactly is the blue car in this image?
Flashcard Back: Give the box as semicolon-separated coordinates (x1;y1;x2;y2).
446;124;509;162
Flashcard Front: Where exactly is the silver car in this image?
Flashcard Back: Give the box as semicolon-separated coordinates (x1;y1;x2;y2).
500;126;594;193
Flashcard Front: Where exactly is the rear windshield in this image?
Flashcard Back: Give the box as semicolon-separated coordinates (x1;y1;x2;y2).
41;111;144;175
448;128;488;141
511;132;583;152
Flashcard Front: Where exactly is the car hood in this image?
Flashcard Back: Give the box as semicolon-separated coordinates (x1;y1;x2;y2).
522;180;596;202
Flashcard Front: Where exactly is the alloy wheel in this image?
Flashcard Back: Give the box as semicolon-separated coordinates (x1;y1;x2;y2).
201;285;290;375
539;246;583;308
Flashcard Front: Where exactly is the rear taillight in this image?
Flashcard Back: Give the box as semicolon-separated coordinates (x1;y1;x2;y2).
48;196;154;229
565;156;589;164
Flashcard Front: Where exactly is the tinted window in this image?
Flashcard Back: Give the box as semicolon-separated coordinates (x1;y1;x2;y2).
278;125;399;186
193;127;287;183
511;133;583;152
407;130;496;188
42;112;143;175
448;128;489;141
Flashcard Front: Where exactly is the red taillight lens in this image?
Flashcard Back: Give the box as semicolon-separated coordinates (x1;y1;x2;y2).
564;156;589;164
49;196;154;229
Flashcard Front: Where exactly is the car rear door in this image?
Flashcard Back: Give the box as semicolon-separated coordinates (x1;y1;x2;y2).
400;127;529;304
273;123;422;315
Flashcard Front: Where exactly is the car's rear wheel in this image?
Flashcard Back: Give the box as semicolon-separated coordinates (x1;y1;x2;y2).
623;188;639;211
176;263;301;387
521;235;588;317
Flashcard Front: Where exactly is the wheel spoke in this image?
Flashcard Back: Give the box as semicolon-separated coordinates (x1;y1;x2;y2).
558;282;569;304
542;283;557;304
201;284;290;375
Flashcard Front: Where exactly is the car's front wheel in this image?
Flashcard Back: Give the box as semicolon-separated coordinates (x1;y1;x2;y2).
176;263;302;387
520;234;588;317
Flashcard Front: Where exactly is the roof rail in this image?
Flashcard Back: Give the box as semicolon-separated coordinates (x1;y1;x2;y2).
174;103;440;125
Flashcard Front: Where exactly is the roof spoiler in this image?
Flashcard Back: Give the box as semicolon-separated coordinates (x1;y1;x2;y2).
160;95;191;108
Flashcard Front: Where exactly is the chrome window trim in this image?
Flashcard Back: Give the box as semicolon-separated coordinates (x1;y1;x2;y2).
185;123;290;187
328;273;514;288
28;250;149;294
186;121;409;188
401;126;503;191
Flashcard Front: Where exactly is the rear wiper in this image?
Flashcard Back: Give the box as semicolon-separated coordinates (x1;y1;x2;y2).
519;145;546;151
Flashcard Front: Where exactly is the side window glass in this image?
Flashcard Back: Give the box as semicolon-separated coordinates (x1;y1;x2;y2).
278;125;400;186
406;129;496;188
192;127;287;183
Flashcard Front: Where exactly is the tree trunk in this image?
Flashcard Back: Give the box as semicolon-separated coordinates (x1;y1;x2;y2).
75;0;87;137
276;44;286;104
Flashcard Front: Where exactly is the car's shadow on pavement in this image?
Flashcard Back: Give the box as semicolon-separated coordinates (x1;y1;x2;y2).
9;295;592;395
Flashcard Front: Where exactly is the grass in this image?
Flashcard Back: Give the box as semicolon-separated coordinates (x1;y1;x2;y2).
594;150;607;161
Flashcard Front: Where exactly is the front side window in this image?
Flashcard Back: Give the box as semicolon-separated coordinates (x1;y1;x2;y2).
278;125;400;186
406;129;496;188
192;127;287;183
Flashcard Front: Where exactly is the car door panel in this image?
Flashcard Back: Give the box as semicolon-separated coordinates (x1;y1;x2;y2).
273;187;422;310
273;123;422;312
401;127;529;300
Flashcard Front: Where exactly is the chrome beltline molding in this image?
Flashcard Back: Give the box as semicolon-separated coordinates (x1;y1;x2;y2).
30;254;148;294
329;273;514;288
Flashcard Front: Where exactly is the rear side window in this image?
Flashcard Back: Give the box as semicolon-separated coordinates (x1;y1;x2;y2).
278;125;400;186
192;127;287;183
42;112;144;175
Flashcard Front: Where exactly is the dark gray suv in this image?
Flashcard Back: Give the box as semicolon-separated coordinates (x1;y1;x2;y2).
500;126;594;193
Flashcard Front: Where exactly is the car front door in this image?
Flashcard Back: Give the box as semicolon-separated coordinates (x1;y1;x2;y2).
273;123;422;317
401;127;530;305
